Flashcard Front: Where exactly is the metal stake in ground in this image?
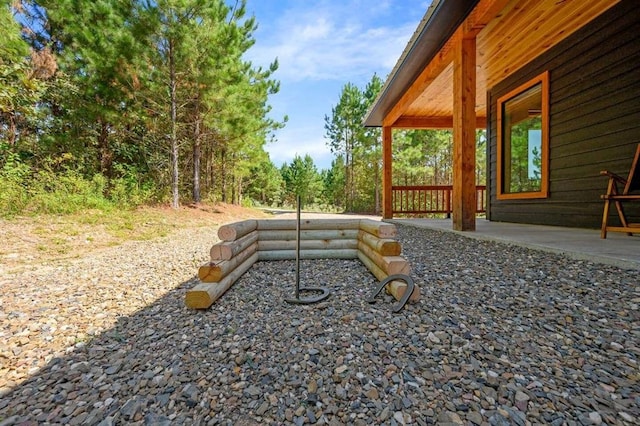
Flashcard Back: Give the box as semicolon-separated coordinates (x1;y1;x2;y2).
285;195;331;305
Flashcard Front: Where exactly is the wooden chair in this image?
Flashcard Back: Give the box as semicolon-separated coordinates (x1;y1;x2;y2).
600;144;640;238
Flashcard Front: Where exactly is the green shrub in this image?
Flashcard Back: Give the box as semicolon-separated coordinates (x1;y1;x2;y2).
108;164;160;208
25;169;113;215
0;153;31;217
241;198;255;208
1;154;164;218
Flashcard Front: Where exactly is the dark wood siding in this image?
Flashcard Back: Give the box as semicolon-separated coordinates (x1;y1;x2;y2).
487;0;640;228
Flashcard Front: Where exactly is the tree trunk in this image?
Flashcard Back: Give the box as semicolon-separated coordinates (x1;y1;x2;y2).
193;137;201;203
205;143;215;200
345;129;352;212
220;148;227;203
236;176;242;206
7;112;16;146
169;38;179;209
193;97;201;203
98;118;113;180
231;173;236;204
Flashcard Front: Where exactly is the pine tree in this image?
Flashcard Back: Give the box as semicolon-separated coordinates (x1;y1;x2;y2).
0;3;45;151
324;75;382;212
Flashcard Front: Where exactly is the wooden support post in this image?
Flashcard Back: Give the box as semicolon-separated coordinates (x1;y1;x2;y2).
452;32;477;231
382;126;393;219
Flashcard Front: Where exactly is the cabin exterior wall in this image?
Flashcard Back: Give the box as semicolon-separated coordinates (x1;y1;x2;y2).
487;0;640;228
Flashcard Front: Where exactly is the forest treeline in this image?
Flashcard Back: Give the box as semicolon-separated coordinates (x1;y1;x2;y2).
1;0;284;215
1;1;485;218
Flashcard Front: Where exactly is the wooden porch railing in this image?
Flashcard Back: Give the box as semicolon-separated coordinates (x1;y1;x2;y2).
391;185;487;215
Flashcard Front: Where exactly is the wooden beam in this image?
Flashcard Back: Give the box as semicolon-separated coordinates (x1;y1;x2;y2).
381;0;510;127
357;241;410;275
357;230;401;256
200;242;258;282
382;126;393;219
392;116;487;129
256;218;361;230
258;229;359;241
452;32;477;232
356;252;420;303
383;44;455;127
359;219;397;238
257;239;358;251
258;249;358;261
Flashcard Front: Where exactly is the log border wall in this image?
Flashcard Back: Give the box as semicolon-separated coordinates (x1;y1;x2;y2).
185;219;420;309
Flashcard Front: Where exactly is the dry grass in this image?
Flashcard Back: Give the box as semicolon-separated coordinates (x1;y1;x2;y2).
0;203;270;273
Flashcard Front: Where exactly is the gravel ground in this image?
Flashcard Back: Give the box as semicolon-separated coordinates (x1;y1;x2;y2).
0;223;638;425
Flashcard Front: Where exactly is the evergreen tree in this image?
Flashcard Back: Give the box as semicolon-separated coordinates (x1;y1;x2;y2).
5;0;284;213
324;83;362;211
0;3;46;154
280;154;323;207
322;156;346;209
324;75;382;212
244;154;283;206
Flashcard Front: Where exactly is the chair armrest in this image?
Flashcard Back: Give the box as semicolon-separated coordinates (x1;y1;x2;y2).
600;170;627;184
602;194;640;200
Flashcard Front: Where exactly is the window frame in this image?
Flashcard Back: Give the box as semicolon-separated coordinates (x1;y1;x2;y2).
496;71;550;200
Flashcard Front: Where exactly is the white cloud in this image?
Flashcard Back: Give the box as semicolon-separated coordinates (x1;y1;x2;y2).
247;1;430;170
248;2;418;82
266;126;333;169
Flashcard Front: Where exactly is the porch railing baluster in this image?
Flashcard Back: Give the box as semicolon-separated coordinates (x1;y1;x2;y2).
391;185;487;215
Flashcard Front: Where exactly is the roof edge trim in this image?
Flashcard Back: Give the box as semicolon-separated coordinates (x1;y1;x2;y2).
363;0;480;128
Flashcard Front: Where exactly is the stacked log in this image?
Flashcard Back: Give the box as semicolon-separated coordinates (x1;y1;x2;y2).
186;223;259;309
355;225;420;303
185;252;258;309
217;219;257;241
257;223;359;261
199;241;258;282
209;231;258;260
185;218;420;309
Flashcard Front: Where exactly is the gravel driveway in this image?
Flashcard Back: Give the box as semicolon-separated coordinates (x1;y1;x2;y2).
0;223;638;425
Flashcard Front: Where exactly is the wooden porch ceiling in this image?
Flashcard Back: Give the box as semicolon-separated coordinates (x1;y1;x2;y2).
387;0;620;128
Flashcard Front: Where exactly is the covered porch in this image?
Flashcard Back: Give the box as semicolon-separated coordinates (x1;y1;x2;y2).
364;0;621;231
387;218;640;270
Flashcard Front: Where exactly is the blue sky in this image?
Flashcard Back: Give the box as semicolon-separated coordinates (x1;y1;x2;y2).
244;0;430;170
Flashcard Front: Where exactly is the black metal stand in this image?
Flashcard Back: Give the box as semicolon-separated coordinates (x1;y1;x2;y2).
285;195;331;305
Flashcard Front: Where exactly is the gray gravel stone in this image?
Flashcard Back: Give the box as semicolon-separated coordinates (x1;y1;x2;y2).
0;224;639;425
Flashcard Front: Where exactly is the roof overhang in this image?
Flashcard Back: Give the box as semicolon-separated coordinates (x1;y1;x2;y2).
365;0;621;129
364;0;480;127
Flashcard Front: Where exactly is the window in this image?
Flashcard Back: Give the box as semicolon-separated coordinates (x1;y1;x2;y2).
497;71;549;199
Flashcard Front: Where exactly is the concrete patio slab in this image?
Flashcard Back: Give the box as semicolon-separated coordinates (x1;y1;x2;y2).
387;218;640;271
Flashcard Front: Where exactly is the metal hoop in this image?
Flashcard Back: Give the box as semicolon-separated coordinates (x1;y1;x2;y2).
366;274;414;313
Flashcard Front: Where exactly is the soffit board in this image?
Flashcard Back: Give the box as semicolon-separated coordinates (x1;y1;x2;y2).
399;0;620;123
